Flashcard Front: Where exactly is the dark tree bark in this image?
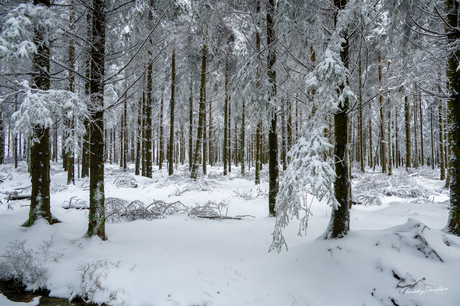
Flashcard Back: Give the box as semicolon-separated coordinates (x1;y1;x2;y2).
446;0;460;236
188;76;193;171
325;0;350;239
223;55;229;176
169;49;176;175
267;0;278;217
439;98;446;180
369;99;373;169
209;83;214;167
135;96;142;175
378;50;387;173
359;55;365;172
27;0;53;226
81;8;92;179
191;42;207;179
0;110;3;164
66;0;75;185
240;100;245;175
86;0;106;240
405;96;412;169
255;0;261;185
144;62;153;178
419;92;424;166
123;92;128;171
202;64;207;175
413;86;419;168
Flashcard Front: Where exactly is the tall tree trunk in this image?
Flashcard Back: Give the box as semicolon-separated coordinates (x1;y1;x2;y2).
209;77;214;167
369;99;373;169
431;102;435;169
135;96;142;175
123;92;128;171
169;49;176;175
240;100;245;175
27;0;53;226
395;105;399;168
388;103;393;176
87;0;106;240
81;8;92;179
326;0;350;238
144;64;153;178
419;92;424;166
254;0;261;185
359;55;365;172
379;50;386;173
228;100;231;173
281;99;287;171
202;64;207;175
188;77;193;171
267;0;278;217
0;110;3;164
413;86;419;168
191;41;207;179
159;96;164;170
66;0;75;185
223;55;229;176
405;96;412;169
447;0;460;236
120;113;124;168
255;121;262;184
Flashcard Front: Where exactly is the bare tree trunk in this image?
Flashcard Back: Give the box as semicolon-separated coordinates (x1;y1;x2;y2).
281;99;287;171
325;0;350;239
169;49;176;175
26;0;53;226
241;100;245;175
202;66;207;175
431;102;435;169
405;96;412;169
209;80;213;167
369;99;373;169
359;55;365;172
379;50;386;173
267;0;278;217
66;0;75;184
413;86;419;168
255;0;261;185
388;103;393;176
419;92;424;166
87;0;106;239
135;96;141;175
191;41;207;179
189;76;193;171
223;55;229;176
439;97;446;179
159;96;163;169
123;92;128;171
81;7;92;179
0;110;3;164
447;0;460;236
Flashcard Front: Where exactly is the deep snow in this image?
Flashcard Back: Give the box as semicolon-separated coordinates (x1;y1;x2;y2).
0;162;459;306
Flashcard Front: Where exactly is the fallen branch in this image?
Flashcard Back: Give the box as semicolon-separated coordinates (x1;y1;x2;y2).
397;277;426;289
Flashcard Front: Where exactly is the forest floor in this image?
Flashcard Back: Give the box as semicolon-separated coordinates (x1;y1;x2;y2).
0;161;459;306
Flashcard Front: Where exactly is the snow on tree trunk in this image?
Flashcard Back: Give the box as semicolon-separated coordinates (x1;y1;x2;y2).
169;48;176;176
446;0;460;236
191;41;207;180
267;0;278;217
28;0;52;226
87;0;106;240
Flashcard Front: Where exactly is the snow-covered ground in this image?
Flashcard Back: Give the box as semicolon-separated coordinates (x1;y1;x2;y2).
0;162;459;306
